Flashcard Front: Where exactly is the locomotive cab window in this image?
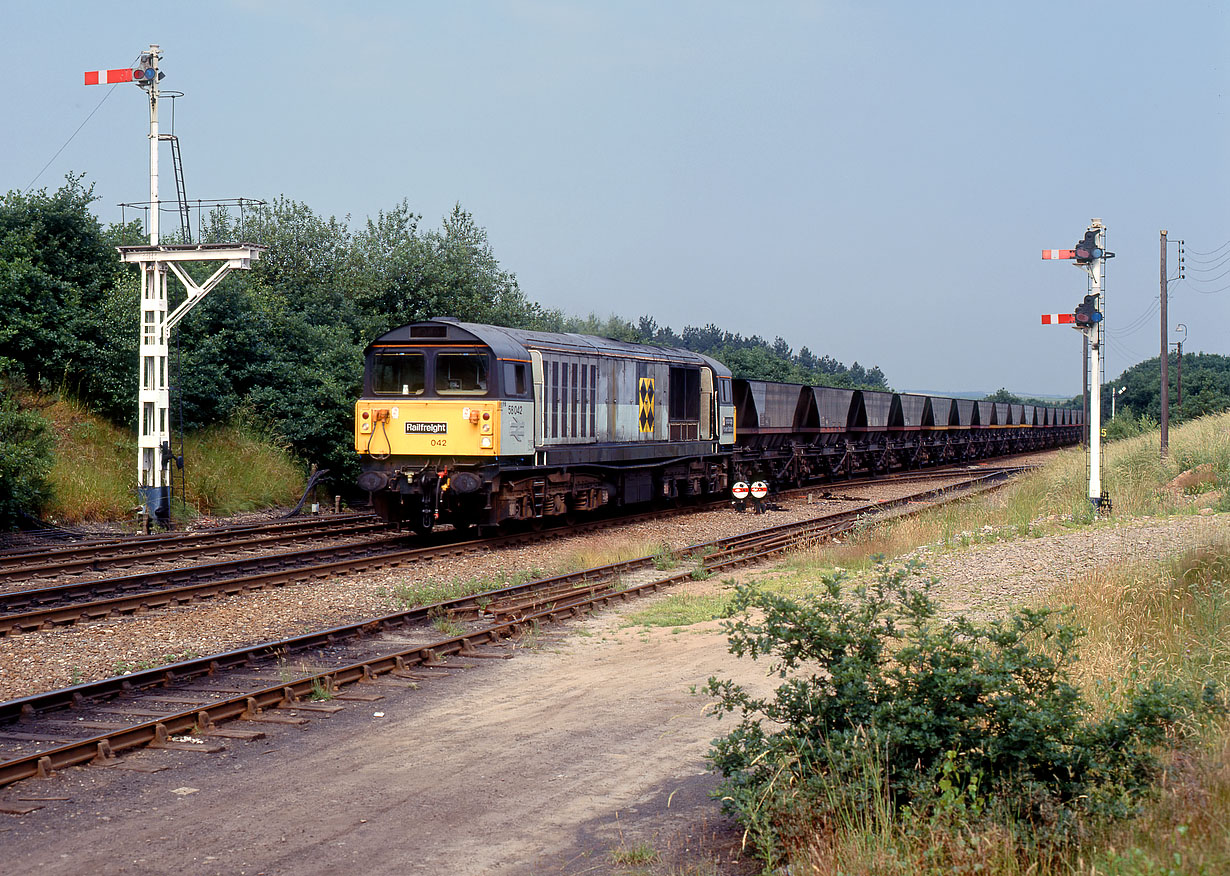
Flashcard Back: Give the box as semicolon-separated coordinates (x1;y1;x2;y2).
373;352;425;395
436;352;490;395
504;362;529;397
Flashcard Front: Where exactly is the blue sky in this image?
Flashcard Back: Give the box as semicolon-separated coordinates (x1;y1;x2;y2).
4;1;1227;396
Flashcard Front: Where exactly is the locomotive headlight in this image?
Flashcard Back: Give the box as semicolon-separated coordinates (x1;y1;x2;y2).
480;437;492;449
481;423;492;434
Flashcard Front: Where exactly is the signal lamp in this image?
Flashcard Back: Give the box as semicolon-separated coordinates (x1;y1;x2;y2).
1074;230;1103;263
1074;294;1102;326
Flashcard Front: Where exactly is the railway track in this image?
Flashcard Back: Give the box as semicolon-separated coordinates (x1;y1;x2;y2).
0;464;1026;637
0;513;386;582
0;466;1018;791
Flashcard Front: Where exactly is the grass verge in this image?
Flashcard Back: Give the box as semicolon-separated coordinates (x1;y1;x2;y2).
21;391;306;523
781;411;1230;573
621;588;736;629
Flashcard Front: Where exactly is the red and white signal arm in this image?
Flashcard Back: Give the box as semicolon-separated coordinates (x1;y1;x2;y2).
1041;313;1076;325
750;481;769;499
84;68;134;85
731;481;750;499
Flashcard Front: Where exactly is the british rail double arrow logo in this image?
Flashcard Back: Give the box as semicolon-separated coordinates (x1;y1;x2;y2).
638;377;655;433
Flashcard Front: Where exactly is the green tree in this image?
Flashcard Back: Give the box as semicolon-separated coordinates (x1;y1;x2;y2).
1101;353;1230;424
984;387;1023;404
0;390;54;528
351;201;543;336
634;317;890;390
0;175;130;399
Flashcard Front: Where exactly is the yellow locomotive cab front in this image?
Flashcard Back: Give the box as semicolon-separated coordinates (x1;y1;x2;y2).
355;400;499;457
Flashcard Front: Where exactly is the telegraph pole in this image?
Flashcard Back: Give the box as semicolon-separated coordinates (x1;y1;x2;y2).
1160;230;1168;457
1175;341;1182;408
1175;323;1186;408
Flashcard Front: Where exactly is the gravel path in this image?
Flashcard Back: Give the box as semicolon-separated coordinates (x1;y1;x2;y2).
909;512;1229;619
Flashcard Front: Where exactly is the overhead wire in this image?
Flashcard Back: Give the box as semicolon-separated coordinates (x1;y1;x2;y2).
1187;265;1230;285
1106;296;1161;337
23;52;143;194
1183;250;1230;269
1104;334;1150;365
1185;238;1230;258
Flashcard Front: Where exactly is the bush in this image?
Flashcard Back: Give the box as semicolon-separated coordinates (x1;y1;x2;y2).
1103;409;1157;441
706;560;1203;866
0;391;54;528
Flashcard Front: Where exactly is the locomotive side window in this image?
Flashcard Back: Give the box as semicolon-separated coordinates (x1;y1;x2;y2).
669;367;701;420
551;361;559;438
504;362;529;397
374;352;425;395
436;352;489;395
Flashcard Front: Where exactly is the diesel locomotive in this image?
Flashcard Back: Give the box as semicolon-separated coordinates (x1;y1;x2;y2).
354;318;1082;531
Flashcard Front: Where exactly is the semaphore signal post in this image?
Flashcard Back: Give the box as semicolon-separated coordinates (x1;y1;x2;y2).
1041;219;1114;513
85;45;265;526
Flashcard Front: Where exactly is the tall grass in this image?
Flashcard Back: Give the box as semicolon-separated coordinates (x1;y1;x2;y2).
783;412;1230;573
179;425;304;517
1064;546;1230;696
26;392;305;523
1060;543;1230;874
762;542;1230;875
27;394;135;522
556;534;676;573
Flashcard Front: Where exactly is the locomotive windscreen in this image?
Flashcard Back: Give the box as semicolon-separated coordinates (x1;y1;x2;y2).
435;352;489;395
374;352;425;395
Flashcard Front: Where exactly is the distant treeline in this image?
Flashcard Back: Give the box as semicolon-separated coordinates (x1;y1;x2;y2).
1097;352;1230;426
981;388;1081;410
0;176;887;490
981;355;1230;428
536;313;888;391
